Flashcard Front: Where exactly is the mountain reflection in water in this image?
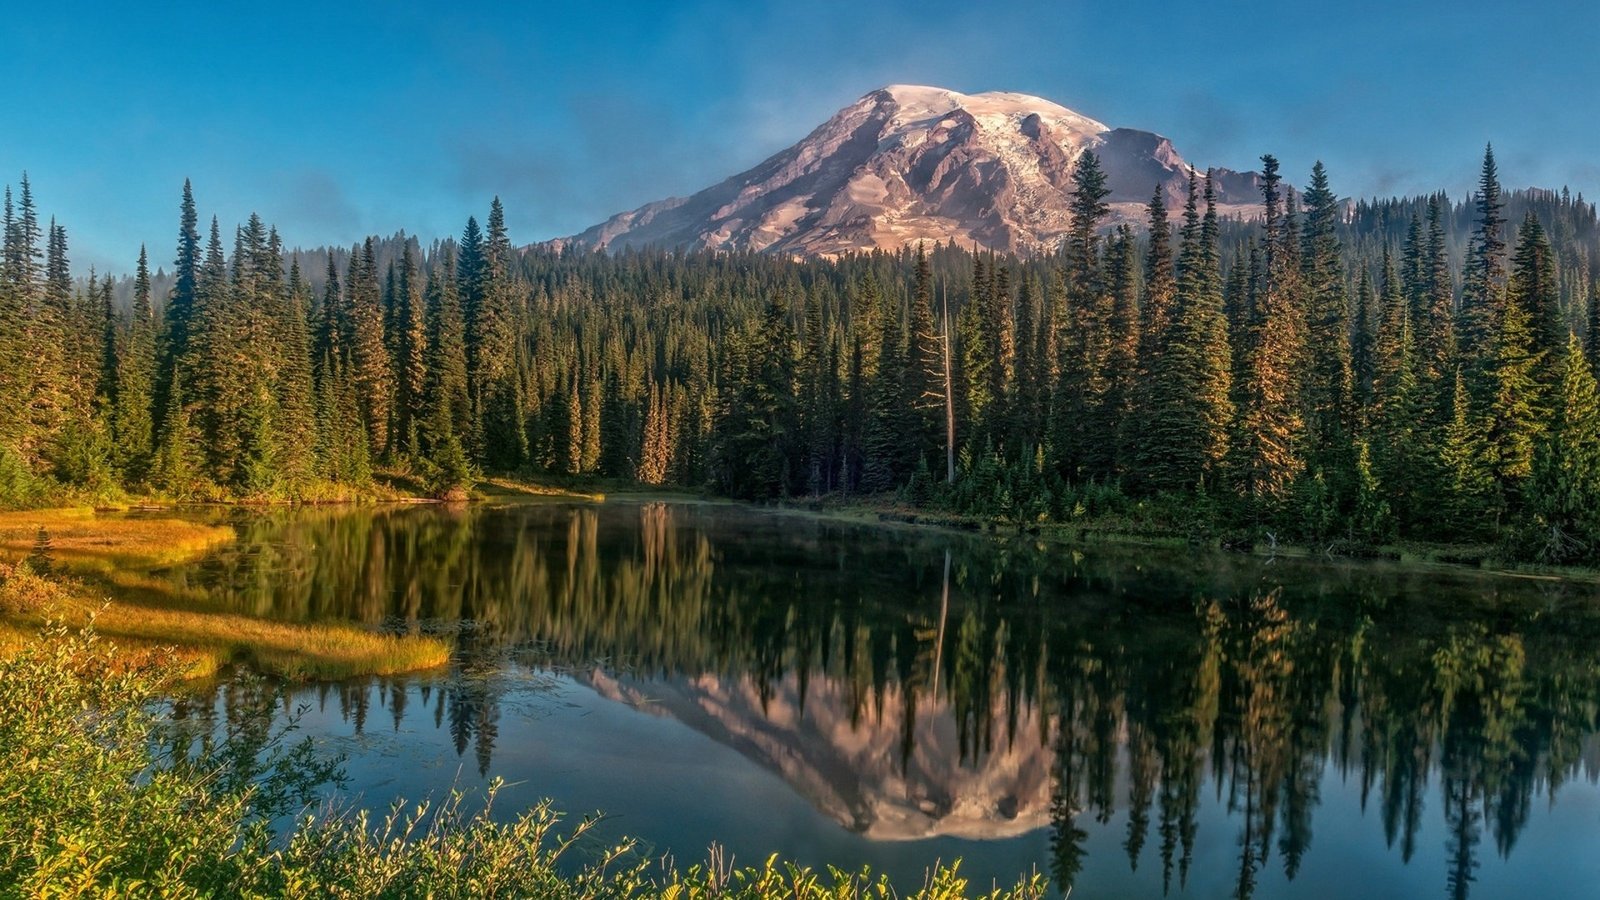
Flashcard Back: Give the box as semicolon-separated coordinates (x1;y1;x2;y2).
157;501;1600;899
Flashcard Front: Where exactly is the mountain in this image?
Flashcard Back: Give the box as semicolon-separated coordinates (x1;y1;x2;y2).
560;84;1261;257
584;669;1052;841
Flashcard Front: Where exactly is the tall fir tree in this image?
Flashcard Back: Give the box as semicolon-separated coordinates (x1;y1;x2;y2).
113;245;157;481
1230;155;1307;506
1460;145;1507;368
347;238;393;457
1506;212;1565;386
1055;149;1112;481
394;243;429;456
1139;170;1232;492
1525;334;1600;562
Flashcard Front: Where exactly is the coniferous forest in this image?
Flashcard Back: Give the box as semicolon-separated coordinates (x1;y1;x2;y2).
4;146;1600;564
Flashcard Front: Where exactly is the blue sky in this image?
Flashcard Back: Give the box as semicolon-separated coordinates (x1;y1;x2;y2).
5;0;1599;275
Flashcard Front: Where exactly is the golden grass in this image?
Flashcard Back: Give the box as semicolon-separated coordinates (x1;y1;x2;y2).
479;476;608;502
0;508;451;681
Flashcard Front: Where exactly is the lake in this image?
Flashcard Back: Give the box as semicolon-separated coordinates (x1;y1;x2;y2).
152;500;1600;898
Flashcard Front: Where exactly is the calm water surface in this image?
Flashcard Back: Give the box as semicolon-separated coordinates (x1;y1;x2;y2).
154;500;1600;898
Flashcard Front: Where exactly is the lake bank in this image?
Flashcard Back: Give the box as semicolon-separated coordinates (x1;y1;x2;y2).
0;508;450;680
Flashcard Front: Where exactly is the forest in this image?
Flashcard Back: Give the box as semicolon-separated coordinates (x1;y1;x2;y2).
2;146;1598;563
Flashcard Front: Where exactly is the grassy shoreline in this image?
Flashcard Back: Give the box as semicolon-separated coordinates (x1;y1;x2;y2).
0;508;451;680
5;471;1594;681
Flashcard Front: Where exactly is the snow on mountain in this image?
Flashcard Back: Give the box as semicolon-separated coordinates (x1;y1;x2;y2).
559;84;1260;257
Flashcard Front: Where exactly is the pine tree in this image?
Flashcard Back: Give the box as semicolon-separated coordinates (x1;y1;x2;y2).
1525;335;1600;562
1585;281;1600;379
1055;149;1112;481
190;216;251;484
1139;170;1232;492
1437;369;1493;534
637;381;673;485
1460;145;1507;365
1301;161;1353;448
424;246;472;453
347;238;393;457
474;200;524;469
798;287;838;493
1351;268;1376;419
113;245;157;481
1417;196;1456;384
1104;224;1141;472
275;261;320;490
1230;155;1306;506
151;370;204;498
394;243;429;456
563;376;584;476
1506;212;1564;385
906;246;944;472
155;179;201;447
1485;298;1545;515
986;259;1015;449
958;255;993;449
1372;249;1426;526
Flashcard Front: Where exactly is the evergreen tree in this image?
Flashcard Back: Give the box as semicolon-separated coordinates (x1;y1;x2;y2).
1460;145;1507;365
424;246;472;452
151;370;204;497
1301;161;1353;448
155;179;201;447
1352;268;1376;418
1506;212;1564;384
1372;272;1425;529
1437;369;1493;534
1417;196;1456;384
1056;149;1112;480
1485;299;1545;516
347;238;393;457
1139;170;1232;492
475;200;525;469
395;244;429;456
1104;224;1141;472
1585;281;1600;378
1230;155;1306;506
1525;335;1600;562
275;261;320;489
113;245;157;481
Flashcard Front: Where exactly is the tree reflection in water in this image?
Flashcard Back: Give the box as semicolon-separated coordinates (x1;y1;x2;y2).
158;501;1600;899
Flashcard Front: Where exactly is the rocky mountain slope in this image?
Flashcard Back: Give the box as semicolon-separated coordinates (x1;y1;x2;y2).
560;84;1259;256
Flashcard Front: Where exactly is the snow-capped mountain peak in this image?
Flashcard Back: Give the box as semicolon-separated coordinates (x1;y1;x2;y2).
563;85;1258;257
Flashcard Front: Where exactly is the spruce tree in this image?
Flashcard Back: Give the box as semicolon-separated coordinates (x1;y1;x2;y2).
155;179;201;447
1352;268;1376;420
395;243;429;456
424;245;472;452
1139;170;1232;492
1230;155;1306;506
275;261;320;490
1485;298;1546;516
1460;145;1507;366
1585;281;1600;378
1105;224;1141;473
1525;334;1600;562
113;246;157;481
1506;212;1564;385
1417;196;1456;384
347;238;393;457
1301;161;1353;449
1055;149;1112;481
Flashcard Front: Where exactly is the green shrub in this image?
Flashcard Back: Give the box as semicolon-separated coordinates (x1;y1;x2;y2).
0;629;1047;899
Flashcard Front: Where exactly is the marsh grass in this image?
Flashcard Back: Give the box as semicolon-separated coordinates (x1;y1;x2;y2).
0;509;451;681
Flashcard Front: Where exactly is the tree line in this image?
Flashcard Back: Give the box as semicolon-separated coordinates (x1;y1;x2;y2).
2;147;1598;560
